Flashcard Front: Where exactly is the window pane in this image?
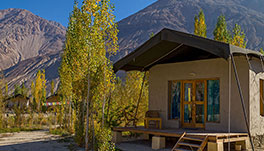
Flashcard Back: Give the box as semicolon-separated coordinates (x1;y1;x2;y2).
196;82;205;101
170;82;181;119
207;80;220;122
196;104;204;123
184;104;192;123
184;83;192;102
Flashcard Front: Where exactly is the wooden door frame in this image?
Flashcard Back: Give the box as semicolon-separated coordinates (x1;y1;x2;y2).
181;80;195;128
181;80;207;129
194;80;207;128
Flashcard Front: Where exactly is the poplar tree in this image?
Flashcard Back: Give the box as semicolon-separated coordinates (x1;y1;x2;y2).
194;9;207;38
21;83;28;97
60;0;118;150
34;70;46;111
231;24;246;48
213;15;231;43
35;70;42;111
60;3;84;146
41;70;46;104
260;48;264;55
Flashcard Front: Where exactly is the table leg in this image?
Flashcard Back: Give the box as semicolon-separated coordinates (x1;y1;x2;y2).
159;119;162;129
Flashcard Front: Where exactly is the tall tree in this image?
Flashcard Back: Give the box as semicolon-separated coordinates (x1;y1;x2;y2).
35;71;42;111
213;15;231;43
21;83;28;97
60;0;118;150
14;85;22;96
30;81;35;108
41;70;46;104
34;70;46;111
260;48;264;55
231;24;246;48
194;9;207;38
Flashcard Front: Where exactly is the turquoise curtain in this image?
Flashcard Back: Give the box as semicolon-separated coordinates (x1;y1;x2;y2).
171;82;181;119
207;80;220;122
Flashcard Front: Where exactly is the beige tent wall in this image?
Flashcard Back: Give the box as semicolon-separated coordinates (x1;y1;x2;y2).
149;56;249;132
249;57;264;135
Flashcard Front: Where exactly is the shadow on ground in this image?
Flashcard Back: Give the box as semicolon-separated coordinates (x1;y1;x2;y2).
116;139;173;151
0;137;75;151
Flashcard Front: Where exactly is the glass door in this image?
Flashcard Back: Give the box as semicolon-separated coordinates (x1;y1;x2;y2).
182;81;194;128
182;80;206;128
194;80;206;128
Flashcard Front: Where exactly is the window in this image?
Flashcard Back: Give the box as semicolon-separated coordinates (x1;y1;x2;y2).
168;79;220;123
168;81;181;119
207;80;220;122
260;80;264;116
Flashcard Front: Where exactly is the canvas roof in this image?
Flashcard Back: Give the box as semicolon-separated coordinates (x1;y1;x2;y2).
46;94;59;102
114;28;262;72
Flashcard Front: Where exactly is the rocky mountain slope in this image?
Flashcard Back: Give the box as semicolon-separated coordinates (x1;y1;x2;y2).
4;52;61;93
2;0;264;92
116;0;264;60
0;8;65;70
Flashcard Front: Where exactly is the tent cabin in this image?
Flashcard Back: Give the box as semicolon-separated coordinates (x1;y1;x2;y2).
5;94;29;110
113;28;264;151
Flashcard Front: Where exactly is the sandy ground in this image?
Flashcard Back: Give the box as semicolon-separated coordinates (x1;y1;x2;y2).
0;130;74;151
116;140;171;151
1;130;261;151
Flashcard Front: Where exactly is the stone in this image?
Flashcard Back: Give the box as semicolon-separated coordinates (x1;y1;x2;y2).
152;136;165;150
112;131;122;143
207;142;224;151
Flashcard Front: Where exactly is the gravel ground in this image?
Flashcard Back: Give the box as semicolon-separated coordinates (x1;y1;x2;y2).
0;130;74;151
116;140;171;151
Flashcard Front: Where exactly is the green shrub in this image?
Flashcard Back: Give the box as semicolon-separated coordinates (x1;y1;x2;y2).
49;128;71;137
95;127;115;151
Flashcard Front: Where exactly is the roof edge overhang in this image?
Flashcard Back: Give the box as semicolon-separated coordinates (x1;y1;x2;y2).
230;44;262;58
114;28;263;73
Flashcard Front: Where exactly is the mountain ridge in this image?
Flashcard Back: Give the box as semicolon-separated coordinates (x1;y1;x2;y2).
2;0;264;92
0;8;66;70
116;0;264;61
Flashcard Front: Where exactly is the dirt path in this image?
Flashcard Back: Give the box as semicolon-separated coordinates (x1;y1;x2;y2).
0;130;74;151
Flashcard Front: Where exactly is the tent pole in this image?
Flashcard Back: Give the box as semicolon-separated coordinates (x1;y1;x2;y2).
133;71;147;127
230;54;255;151
228;57;231;151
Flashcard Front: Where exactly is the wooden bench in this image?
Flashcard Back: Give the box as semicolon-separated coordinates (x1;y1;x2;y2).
144;110;162;129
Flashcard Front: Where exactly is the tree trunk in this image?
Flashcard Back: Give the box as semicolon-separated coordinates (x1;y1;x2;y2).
101;65;106;128
91;107;95;151
102;95;106;128
106;92;111;124
69;100;72;130
85;75;91;151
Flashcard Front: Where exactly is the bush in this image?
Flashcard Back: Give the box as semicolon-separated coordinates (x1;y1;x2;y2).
95;127;115;151
49;128;71;137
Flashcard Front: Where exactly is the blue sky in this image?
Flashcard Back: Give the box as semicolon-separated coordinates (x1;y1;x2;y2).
0;0;157;27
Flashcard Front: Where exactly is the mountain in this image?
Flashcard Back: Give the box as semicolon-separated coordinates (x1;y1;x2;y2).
117;0;264;60
4;52;61;93
0;8;65;93
0;8;66;70
2;0;264;93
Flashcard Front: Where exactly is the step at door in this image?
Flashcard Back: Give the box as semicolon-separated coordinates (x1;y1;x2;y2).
172;133;208;151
